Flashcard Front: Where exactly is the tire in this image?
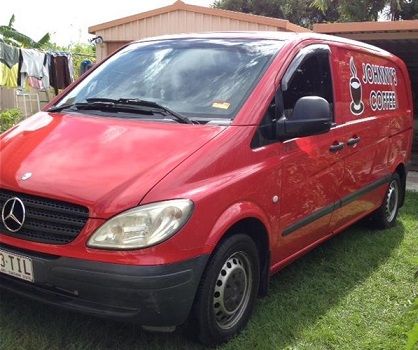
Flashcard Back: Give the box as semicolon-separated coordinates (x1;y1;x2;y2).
192;234;260;346
370;173;402;229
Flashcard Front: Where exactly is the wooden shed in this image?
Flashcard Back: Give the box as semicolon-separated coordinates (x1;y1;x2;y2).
88;0;309;61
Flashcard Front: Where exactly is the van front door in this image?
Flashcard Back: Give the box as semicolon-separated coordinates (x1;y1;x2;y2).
275;45;345;263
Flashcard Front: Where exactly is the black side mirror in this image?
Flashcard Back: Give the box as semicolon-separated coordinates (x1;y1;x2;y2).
276;96;332;140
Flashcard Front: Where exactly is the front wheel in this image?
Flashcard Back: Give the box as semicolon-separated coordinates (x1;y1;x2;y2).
192;234;260;346
370;173;401;229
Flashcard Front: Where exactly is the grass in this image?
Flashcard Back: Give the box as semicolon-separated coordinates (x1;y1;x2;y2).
0;108;22;133
0;192;417;350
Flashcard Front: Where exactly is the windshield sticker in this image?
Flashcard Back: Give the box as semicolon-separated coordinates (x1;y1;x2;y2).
349;57;398;116
212;101;231;110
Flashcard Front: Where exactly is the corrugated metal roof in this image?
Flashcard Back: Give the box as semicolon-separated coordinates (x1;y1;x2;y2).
88;0;310;34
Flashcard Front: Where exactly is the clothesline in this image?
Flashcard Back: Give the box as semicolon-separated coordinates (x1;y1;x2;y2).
72;53;96;58
0;42;95;94
0;41;95;94
35;51;95;59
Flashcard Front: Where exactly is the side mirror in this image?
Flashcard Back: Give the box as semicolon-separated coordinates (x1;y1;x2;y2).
276;96;332;140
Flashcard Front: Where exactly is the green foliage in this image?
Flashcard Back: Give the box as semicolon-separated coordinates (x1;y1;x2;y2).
0;15;51;48
405;257;418;350
391;0;418;19
285;0;339;27
0;108;22;132
406;304;418;350
337;0;387;21
212;0;339;27
213;0;418;26
8;14;15;28
312;0;418;21
69;43;96;79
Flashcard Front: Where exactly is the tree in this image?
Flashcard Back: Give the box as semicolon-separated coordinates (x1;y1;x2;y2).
280;0;339;27
213;0;283;17
332;0;387;21
387;0;418;19
212;0;339;27
311;0;418;21
213;0;418;26
0;15;50;48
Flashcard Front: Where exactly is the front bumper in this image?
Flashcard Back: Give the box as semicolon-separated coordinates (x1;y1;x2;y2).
0;243;208;327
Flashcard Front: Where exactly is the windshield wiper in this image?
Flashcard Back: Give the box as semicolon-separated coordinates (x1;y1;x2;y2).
47;100;154;114
47;103;78;112
86;97;193;124
48;98;193;124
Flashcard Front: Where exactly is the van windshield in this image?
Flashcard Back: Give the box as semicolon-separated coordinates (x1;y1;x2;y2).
55;38;283;122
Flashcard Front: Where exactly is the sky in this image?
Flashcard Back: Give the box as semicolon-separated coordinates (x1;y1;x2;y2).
1;0;213;46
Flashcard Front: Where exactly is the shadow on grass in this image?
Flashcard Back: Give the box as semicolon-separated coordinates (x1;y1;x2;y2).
0;221;406;350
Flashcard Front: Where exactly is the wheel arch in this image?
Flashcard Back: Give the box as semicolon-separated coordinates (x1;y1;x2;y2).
220;218;270;297
394;162;407;207
205;204;272;297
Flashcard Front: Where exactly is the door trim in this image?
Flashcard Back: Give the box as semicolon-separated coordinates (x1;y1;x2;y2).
282;174;391;236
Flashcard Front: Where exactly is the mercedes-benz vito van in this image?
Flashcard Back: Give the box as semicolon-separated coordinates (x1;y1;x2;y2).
0;32;413;345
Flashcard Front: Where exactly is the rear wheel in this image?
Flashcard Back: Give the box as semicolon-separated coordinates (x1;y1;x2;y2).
370;173;401;229
192;234;260;346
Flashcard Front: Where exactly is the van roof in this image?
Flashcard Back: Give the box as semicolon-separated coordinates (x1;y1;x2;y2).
134;31;394;58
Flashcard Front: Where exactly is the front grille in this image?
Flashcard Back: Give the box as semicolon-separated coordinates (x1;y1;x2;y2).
0;189;89;244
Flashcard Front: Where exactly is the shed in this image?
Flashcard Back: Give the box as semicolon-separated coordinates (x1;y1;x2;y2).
88;0;309;61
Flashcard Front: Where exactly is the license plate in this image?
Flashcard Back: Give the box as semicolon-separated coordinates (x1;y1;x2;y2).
0;249;34;282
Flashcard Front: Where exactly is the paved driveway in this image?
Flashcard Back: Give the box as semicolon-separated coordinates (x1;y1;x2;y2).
407;171;418;192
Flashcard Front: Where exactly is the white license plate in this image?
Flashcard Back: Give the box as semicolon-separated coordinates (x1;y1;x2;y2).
0;249;34;282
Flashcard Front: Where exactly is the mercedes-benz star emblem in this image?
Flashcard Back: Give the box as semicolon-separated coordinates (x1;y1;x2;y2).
21;172;32;181
1;197;26;232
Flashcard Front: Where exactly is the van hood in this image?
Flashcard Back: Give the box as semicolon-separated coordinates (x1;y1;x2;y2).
0;112;226;218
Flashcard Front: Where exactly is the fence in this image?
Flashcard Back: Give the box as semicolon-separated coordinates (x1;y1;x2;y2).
0;87;50;117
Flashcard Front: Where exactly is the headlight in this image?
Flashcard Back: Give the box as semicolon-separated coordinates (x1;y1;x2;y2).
87;199;193;249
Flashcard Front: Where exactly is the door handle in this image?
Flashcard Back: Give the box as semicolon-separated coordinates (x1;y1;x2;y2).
329;141;344;153
347;136;361;147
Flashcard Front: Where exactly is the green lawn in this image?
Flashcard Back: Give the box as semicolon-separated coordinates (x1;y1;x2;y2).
1;193;417;350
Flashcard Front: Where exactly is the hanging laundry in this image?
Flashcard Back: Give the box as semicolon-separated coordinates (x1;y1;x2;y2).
48;53;74;95
67;54;74;82
19;48;50;90
0;42;19;88
79;59;93;75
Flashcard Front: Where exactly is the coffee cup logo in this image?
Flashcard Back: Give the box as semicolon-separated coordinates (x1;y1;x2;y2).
349;57;364;115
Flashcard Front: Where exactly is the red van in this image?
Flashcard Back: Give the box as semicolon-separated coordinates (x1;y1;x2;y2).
0;32;413;345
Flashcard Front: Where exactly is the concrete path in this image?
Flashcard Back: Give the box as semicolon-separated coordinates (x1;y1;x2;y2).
407;171;418;192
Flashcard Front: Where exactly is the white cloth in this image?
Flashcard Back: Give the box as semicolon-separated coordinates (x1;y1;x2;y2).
20;49;50;89
67;53;74;82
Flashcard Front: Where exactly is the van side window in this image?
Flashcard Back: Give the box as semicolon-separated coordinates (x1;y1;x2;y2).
283;51;333;119
251;47;334;149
